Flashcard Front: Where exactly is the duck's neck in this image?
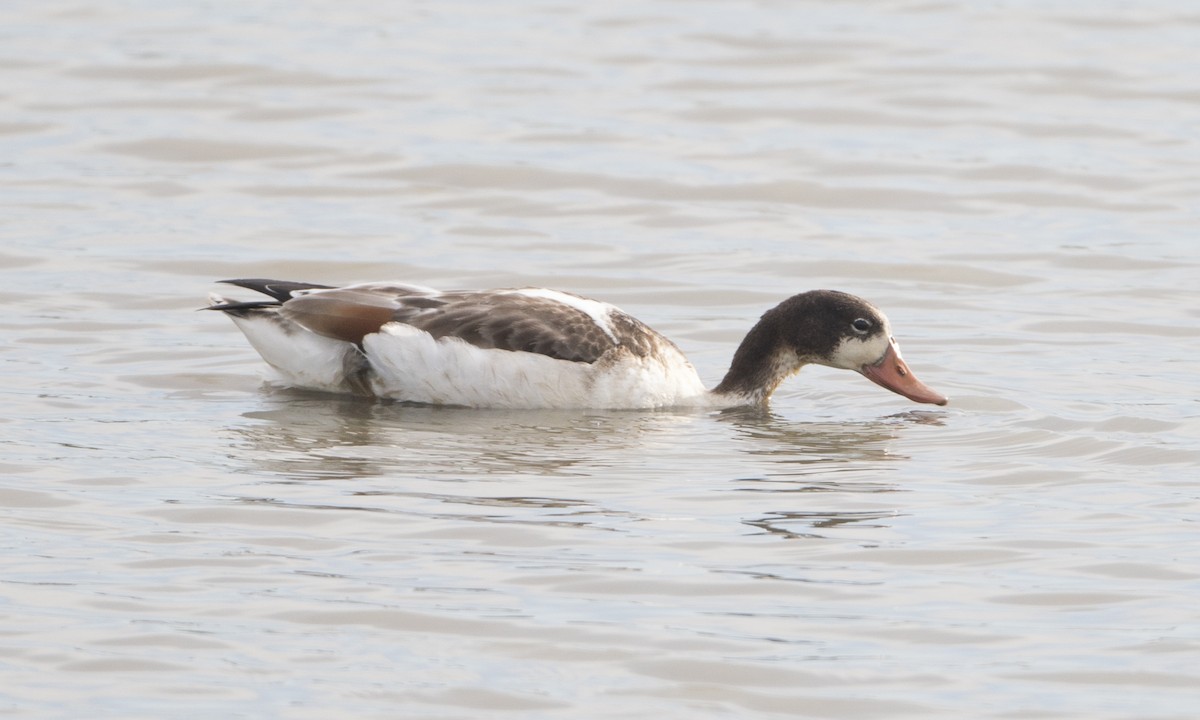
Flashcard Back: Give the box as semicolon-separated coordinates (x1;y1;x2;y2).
711;310;804;405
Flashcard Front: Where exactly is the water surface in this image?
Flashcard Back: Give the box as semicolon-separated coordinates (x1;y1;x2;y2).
3;1;1199;718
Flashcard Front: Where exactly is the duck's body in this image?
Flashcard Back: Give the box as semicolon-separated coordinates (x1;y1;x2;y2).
207;279;947;410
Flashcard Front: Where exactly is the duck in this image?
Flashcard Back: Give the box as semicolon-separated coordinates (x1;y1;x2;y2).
206;278;948;410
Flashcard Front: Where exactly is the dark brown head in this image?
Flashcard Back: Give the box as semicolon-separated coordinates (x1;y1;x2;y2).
714;290;947;405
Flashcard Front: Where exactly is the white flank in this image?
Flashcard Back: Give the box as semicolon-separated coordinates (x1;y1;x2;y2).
365;323;709;409
507;288;620;343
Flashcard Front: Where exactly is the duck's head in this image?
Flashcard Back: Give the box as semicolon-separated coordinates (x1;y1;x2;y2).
806;291;948;406
714;289;948;406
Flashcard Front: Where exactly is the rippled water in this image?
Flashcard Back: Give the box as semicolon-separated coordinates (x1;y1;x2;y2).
4;1;1199;718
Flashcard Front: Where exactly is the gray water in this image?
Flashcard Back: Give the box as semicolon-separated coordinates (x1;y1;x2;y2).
3;1;1199;718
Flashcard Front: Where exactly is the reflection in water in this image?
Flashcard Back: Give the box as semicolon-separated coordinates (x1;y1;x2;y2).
227;389;940;485
715;409;948;539
227;489;629;533
225;388;698;481
717;406;941;482
220;386;941;543
744;509;899;541
220;389;695;533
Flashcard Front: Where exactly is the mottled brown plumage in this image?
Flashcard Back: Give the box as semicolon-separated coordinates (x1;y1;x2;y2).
216;279;670;363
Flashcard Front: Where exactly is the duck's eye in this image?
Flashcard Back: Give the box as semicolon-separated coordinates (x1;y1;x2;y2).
851;318;873;333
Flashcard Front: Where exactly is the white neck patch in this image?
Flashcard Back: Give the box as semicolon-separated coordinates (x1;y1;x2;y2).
827;314;893;370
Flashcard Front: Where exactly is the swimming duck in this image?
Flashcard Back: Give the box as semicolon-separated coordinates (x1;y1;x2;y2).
207;279;948;410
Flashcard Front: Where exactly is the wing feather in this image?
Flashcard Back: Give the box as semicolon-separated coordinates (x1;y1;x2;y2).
274;284;668;363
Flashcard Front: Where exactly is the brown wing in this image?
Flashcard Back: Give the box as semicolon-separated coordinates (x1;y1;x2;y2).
279;284;665;364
